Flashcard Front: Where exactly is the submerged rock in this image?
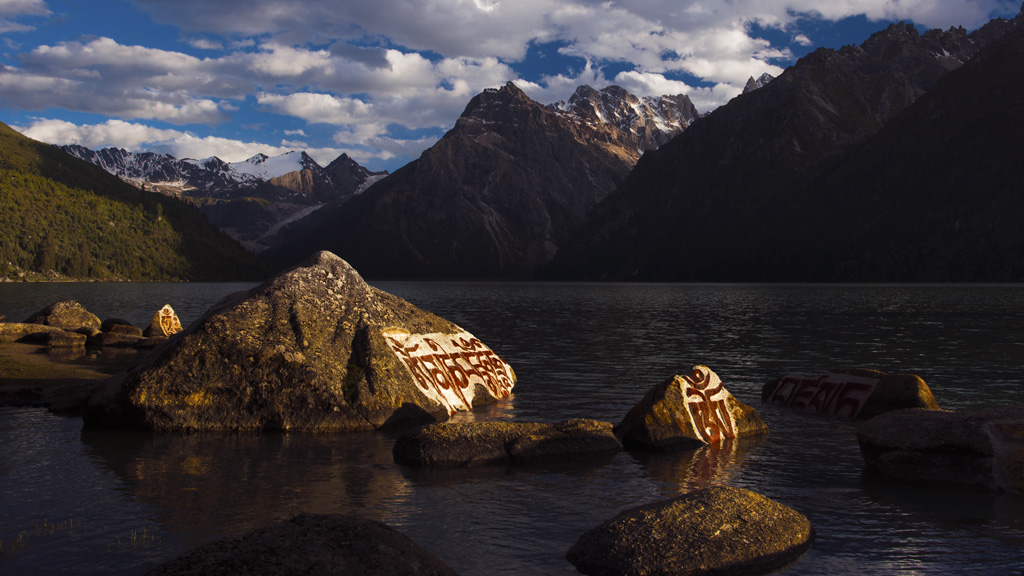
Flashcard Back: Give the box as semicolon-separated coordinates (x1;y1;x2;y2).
85;251;515;431
23;300;101;333
566;486;814;576
762;368;939;419
615;366;769;451
146;514;459;576
393;419;620;467
857;405;1024;494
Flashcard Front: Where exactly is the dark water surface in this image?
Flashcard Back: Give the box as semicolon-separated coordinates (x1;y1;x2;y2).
2;282;1023;575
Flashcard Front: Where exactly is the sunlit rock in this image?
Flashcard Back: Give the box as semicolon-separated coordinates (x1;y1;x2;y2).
615;365;769;451
858;404;1024;494
23;300;101;333
566;486;814;576
393;419;620;467
85;251;515;431
143;304;183;337
147;514;459;576
762;368;939;419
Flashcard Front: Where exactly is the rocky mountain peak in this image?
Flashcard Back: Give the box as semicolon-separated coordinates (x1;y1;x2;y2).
743;73;775;93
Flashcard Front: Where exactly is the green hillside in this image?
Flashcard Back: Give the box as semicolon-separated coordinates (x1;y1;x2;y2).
0;122;272;281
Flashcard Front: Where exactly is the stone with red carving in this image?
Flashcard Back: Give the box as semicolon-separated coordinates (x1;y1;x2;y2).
762;367;939;420
615;365;769;451
143;304;183;338
85;251;515;432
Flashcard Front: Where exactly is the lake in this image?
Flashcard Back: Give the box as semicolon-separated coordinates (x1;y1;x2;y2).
1;281;1023;575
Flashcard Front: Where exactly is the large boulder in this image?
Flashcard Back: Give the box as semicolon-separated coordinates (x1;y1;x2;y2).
392;419;621;467
762;368;939;419
23;300;101;333
146;514;459;576
566;486;814;576
85;251;515;431
615;366;769;451
857;405;1024;494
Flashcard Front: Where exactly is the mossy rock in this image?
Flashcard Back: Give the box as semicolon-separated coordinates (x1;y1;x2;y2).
85;251;515;432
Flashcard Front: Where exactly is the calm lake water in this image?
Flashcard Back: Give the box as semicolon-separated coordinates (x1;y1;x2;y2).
1;282;1023;575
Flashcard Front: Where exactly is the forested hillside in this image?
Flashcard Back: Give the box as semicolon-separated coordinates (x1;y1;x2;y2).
0;123;272;281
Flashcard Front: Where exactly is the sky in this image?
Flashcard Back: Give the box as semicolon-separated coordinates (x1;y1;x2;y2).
0;0;1019;173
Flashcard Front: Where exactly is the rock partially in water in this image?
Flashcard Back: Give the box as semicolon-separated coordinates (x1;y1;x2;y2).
85;251;515;432
762;367;939;419
615;366;769;451
23;300;101;333
0;322;65;344
566;485;814;576
857;405;1024;494
393;419;620;467
143;304;183;338
145;514;459;576
47;330;85;348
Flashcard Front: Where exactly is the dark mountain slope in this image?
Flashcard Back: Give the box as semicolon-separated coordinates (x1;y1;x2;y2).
551;19;1013;281
793;22;1024;281
271;82;696;278
0;123;270;281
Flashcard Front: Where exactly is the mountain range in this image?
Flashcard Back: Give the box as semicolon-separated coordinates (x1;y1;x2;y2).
0;123;270;281
550;10;1024;281
61;145;387;252
267;82;698;277
38;5;1024;282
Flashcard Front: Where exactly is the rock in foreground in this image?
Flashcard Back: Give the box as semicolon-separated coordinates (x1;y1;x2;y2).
393;419;620;467
858;405;1024;494
146;514;459;576
566;486;814;576
615;366;769;451
762;368;939;419
86;251;515;431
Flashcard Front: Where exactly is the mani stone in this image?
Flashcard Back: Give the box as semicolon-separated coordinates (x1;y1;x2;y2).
857;405;1024;494
145;514;459;576
143;304;184;337
566;486;814;576
762;367;940;419
392;419;621;467
23;300;101;333
85;251;515;432
615;365;769;451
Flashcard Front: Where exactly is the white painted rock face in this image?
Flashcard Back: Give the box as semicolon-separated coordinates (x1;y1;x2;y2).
383;329;515;415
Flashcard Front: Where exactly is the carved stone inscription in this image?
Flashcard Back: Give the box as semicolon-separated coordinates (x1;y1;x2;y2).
384;329;515;415
769;372;878;418
681;366;737;444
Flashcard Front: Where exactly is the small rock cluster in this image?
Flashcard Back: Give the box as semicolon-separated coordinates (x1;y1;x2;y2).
1;300;182;350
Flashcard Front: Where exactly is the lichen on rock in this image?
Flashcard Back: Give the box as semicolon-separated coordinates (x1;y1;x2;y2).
85;251;515;432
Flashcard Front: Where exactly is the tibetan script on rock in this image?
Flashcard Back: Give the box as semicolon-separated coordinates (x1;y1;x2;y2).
383;329;515;415
149;304;183;337
768;372;878;418
681;366;737;444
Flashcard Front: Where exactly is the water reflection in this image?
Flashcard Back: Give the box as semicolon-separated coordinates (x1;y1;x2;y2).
633;435;767;494
79;428;412;540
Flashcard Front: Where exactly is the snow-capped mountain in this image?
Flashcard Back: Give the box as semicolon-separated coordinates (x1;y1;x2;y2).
61;144;387;252
551;85;698;152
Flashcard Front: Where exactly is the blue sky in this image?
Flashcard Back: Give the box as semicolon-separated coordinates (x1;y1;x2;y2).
1;0;1019;172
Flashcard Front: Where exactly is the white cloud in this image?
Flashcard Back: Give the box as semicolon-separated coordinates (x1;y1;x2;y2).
0;0;49;33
